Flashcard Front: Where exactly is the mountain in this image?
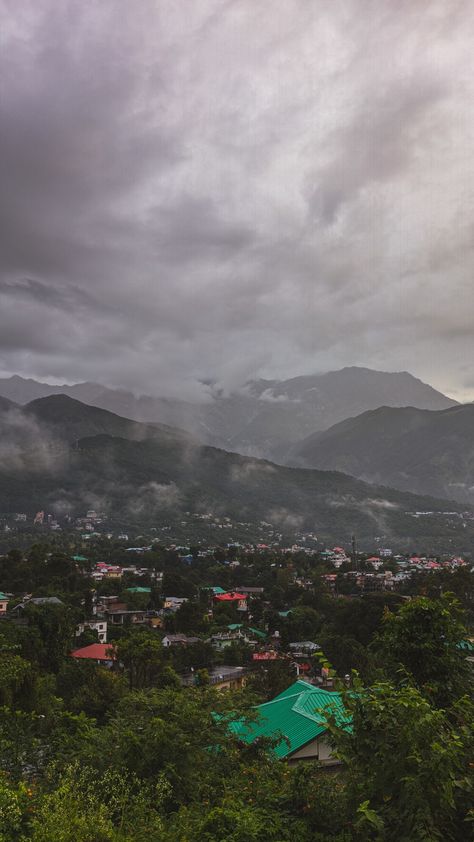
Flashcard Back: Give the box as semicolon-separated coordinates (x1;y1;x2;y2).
0;396;17;413
0;368;457;462
290;403;474;504
23;394;195;446
0;395;472;547
0;394;196;476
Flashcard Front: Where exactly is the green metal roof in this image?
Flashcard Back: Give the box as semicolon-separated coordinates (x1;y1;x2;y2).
0;592;9;601
248;626;267;639
272;679;317;701
73;555;88;562
125;587;151;594
228;623;243;631
229;680;348;759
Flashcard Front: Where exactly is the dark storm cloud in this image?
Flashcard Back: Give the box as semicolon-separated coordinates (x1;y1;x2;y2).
1;0;474;399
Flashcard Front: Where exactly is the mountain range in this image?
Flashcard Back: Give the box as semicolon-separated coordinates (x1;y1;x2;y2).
0;368;456;462
0;393;470;547
290;403;474;504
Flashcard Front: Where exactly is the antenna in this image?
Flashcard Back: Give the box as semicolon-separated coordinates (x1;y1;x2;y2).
351;533;358;569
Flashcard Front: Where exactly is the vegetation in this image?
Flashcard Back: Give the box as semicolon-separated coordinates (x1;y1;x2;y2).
0;539;471;840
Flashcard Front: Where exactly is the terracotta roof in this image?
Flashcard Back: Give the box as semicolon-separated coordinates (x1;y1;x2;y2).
71;643;116;661
214;591;246;601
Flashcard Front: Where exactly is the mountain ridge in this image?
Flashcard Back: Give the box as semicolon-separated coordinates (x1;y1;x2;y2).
290;402;474;504
0;368;457;462
0;393;472;548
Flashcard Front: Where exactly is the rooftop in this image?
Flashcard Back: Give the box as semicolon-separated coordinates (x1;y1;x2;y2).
228;679;347;759
71;643;116;661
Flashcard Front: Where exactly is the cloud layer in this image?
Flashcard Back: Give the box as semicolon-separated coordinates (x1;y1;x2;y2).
1;0;474;400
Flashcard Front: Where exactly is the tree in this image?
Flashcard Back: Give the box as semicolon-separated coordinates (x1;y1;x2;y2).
0;773;31;842
174;599;207;633
28;764;168;842
56;660;127;721
317;632;371;679
246;661;295;701
114;630;164;690
21;603;75;673
78;687;248;807
372;594;473;707
0;647;33;707
326;679;474;841
280;606;322;646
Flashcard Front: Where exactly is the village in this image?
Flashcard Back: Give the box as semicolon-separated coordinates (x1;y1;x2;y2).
0;529;472;771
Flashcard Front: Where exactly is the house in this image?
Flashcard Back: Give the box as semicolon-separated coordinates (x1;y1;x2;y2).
252;650;282;661
75;620;107;643
10;596;64;614
0;592;9;614
288;641;320;655
214;592;248;611
162;634;200;648
181;665;249;691
228;679;347;764
106;609;148;626
209;632;241;650
163;596;188;612
70;643;116;667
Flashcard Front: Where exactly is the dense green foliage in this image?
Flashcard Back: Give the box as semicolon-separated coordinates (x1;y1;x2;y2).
0;539;472;840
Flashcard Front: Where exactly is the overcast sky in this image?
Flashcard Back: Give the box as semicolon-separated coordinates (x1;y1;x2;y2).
1;0;473;401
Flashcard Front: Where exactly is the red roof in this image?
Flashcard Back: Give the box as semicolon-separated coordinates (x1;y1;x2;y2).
214;592;246;602
253;651;281;660
71;643;116;661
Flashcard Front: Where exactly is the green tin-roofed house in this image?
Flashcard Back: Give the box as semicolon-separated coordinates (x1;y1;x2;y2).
229;679;348;764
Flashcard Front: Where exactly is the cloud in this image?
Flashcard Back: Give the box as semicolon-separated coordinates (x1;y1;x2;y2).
127;481;181;516
0;406;67;474
1;0;474;400
230;460;277;483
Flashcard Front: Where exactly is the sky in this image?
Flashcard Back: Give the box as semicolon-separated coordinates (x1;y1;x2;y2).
1;0;474;402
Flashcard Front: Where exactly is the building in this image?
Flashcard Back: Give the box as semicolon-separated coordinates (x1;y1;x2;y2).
182;665;249;691
288;641;320;655
163;596;188;612
214;592;248;611
75;620;108;643
70;643;116;667
228;679;347;764
0;592;9;614
162;634;200;648
10;596;64;615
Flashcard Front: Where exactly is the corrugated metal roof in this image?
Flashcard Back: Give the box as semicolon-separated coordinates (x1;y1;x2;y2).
229;680;347;759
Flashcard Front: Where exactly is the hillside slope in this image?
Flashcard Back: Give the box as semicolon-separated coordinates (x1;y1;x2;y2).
291;403;474;503
0;395;471;546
